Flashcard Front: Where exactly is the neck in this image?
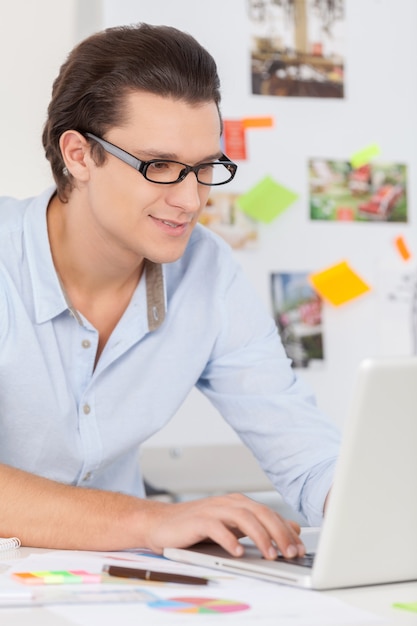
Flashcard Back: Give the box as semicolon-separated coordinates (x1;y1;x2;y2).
47;192;144;297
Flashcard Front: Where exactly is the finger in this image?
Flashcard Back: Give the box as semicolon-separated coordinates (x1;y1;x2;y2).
288;520;301;535
210;494;305;560
266;514;305;558
214;506;283;560
280;520;305;557
233;501;305;559
193;519;245;557
227;518;299;541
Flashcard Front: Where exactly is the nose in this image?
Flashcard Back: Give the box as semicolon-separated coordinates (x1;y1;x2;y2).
165;170;203;215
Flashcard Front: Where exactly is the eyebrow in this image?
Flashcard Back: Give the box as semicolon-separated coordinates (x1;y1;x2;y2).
133;148;224;163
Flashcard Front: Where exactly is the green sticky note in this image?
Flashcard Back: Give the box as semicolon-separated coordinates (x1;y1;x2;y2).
350;143;381;168
393;601;417;613
236;175;298;223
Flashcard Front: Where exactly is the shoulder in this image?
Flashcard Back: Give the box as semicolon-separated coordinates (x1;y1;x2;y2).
0;196;27;285
0;189;53;302
0;195;28;231
0;190;49;237
0;195;29;266
0;188;53;250
0;188;54;222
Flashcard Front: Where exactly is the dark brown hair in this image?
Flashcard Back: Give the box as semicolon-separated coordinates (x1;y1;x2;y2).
42;23;222;200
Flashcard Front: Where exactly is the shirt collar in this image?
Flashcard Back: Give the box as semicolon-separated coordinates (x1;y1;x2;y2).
24;187;166;330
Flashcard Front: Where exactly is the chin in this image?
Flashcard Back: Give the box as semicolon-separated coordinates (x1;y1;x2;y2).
146;250;185;265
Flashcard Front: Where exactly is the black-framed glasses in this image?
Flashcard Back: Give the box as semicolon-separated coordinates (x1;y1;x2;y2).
84;132;237;186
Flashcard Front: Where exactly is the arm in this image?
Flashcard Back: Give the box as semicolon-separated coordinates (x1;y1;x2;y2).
0;463;304;558
324;488;332;514
196;262;341;526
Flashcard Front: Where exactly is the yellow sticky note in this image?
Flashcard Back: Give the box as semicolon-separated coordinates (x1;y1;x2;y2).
236;176;298;223
309;261;370;306
350;143;381;168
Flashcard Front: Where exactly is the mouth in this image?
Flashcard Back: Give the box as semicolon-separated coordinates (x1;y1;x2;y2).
150;215;191;236
160;219;184;228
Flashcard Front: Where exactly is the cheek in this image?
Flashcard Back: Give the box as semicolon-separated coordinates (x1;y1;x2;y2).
92;165;161;214
197;187;212;213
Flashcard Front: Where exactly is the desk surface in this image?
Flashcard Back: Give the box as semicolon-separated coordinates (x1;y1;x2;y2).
0;548;415;625
327;581;417;625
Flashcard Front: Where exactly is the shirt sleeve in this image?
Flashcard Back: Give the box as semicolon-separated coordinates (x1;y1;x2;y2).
0;271;9;342
196;262;341;526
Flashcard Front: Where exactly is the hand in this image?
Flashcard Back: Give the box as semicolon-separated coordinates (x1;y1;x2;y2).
144;493;305;560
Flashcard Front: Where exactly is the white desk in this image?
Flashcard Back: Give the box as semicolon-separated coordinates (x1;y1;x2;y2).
327;582;417;625
0;548;416;625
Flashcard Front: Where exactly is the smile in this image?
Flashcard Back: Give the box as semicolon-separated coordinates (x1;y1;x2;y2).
151;216;191;236
162;220;182;228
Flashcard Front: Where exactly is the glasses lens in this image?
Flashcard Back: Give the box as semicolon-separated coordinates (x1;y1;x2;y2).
145;161;184;183
197;162;235;186
144;159;236;185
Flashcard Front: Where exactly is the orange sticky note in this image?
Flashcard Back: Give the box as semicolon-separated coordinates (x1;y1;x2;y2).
309;261;370;306
242;116;274;129
223;120;247;161
394;235;411;261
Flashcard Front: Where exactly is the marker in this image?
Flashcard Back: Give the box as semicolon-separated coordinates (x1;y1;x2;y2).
102;564;209;586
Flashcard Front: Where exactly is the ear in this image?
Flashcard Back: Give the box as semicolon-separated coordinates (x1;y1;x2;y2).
59;131;92;182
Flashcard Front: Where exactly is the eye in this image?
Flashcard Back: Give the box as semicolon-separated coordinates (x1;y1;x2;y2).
198;163;215;173
148;160;171;172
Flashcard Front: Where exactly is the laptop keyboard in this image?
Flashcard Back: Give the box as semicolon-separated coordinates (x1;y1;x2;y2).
276;553;315;568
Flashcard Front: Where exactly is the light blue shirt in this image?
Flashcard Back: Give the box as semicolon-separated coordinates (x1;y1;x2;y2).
0;188;340;526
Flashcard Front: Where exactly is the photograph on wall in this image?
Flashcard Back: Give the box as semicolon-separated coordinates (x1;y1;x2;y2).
270;271;325;368
248;0;345;98
199;192;259;249
309;159;408;222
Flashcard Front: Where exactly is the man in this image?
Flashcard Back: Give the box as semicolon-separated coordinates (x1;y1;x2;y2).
0;23;340;559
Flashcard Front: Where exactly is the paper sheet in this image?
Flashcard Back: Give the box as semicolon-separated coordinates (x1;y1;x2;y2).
0;548;383;625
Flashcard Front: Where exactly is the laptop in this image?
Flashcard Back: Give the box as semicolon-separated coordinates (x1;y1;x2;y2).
164;356;417;589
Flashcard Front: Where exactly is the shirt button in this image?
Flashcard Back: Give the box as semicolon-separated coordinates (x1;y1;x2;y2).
83;404;91;415
82;339;91;349
83;472;92;482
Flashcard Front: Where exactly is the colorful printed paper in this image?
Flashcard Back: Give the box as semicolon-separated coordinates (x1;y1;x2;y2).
13;570;102;585
309;261;371;306
237;175;298;223
309;158;407;223
149;596;250;614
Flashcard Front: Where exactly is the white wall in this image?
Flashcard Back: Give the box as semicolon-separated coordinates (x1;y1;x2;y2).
0;0;101;198
2;0;417;453
100;0;417;448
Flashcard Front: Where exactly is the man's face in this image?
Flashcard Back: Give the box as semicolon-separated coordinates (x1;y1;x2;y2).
84;91;222;265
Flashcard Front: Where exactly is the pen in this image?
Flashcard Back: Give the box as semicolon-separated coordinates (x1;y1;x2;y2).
102;564;209;586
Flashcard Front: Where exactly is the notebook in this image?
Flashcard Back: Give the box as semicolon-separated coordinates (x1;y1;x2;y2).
164;356;417;590
0;537;20;552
